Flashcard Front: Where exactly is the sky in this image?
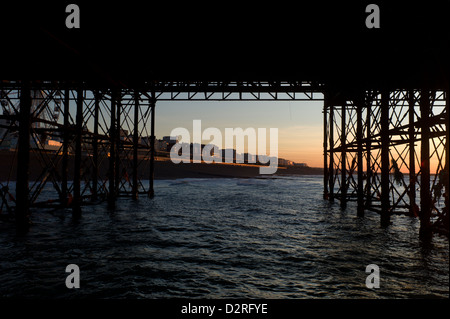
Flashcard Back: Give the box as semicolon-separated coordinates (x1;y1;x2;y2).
153;100;325;168
152;99;445;172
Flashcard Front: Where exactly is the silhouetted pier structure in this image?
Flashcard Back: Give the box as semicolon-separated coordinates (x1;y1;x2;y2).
0;81;448;238
0;2;449;237
323;88;449;238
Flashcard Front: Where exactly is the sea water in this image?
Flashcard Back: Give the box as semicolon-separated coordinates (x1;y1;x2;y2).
0;176;448;298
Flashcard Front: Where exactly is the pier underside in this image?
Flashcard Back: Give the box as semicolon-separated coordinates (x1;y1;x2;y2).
1;2;449;237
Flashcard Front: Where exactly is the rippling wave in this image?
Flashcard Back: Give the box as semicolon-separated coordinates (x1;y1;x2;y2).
0;176;448;298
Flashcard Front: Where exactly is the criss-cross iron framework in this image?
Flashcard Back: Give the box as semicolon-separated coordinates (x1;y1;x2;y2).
0;80;448;238
0;80;322;231
0;82;157;228
323;88;449;237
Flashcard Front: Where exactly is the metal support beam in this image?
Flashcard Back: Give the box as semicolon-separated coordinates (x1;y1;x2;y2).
149;97;155;198
328;104;334;202
92;90;99;201
340;103;347;209
115;91;121;195
366;95;372;208
72;86;83;219
132;92;139;200
2;80;446;239
323;100;328;200
61;86;70;206
380;90;391;227
108;89;117;208
408;90;416;216
445;87;449;233
357;100;364;217
15;81;31;232
419;89;431;237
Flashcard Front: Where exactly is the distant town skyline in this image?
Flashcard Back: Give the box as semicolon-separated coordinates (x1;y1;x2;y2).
153;100;324;168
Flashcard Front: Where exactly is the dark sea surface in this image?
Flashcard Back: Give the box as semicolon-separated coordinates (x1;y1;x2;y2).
0;176;448;299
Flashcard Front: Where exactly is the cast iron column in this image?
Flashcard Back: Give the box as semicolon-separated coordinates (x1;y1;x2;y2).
149;97;155;198
108;89;117;208
445;87;449;233
380;90;391;227
329;104;334;202
323;100;329;200
16;81;32;232
72;85;83;219
92;89;99;201
115;91;121;196
366;95;372;208
61;86;70;206
408;90;416;216
419;89;431;237
357;97;364;217
340;103;347;209
133;92;140;200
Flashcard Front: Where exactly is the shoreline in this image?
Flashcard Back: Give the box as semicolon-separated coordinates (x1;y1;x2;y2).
154;161;323;180
0;150;323;181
